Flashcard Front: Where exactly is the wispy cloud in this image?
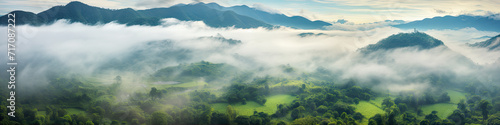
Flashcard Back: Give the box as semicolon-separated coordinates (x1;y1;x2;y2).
252;3;282;14
309;0;500;22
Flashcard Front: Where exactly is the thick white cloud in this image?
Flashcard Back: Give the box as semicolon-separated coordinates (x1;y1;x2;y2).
1;19;499;93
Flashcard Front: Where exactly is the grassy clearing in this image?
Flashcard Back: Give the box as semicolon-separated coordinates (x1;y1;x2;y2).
369;97;386;108
421;103;456;119
356;101;385;118
356;101;386;124
419;89;464;119
446;89;466;104
212;94;295;116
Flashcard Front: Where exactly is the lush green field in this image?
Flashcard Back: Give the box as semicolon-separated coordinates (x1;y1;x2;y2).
356;101;386;124
369;97;386;108
212;94;295;116
356;101;385;118
421;103;457;119
418;90;465;119
446;89;466;104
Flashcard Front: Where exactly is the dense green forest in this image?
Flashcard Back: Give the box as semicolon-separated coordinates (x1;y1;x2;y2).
1;61;500;125
2;1;499;125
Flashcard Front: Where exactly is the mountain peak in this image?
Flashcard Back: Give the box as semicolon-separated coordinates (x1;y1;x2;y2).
66;1;89;7
470;34;500;51
360;31;445;53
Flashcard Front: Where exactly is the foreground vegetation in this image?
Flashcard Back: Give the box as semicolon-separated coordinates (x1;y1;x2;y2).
1;61;500;125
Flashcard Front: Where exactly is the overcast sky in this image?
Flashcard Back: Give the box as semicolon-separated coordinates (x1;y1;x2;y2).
1;0;499;23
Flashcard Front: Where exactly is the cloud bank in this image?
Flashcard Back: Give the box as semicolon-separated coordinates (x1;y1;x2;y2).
1;19;499;94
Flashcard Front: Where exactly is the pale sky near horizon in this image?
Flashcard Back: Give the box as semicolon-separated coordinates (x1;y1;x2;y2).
1;0;499;23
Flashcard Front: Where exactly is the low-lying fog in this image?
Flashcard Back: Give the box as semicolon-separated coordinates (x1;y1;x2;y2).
1;18;499;93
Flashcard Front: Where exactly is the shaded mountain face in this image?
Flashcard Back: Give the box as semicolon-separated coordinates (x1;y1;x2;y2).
0;1;271;28
0;1;331;29
360;32;445;53
469;34;500;51
393;15;500;32
358;32;476;69
202;3;332;29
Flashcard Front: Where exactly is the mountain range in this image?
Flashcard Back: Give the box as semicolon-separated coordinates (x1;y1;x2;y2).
0;1;271;28
393;15;500;32
202;3;332;29
0;1;331;29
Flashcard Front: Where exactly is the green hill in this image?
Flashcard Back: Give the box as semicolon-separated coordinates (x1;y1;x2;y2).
360;31;445;53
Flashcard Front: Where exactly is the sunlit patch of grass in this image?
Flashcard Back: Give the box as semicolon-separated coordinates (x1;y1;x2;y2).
369;97;386;108
356;101;386;124
446;89;466;104
421;103;456;119
212;94;295;116
418;89;464;119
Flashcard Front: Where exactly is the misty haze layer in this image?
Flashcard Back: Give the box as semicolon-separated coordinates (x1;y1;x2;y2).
1;19;500;93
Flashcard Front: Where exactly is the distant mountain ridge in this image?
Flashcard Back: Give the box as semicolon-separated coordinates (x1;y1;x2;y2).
0;1;332;29
360;31;445;53
202;3;332;29
469;34;500;51
393;15;500;32
0;1;272;28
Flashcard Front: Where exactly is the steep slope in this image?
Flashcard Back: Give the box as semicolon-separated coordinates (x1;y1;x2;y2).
0;1;271;28
360;31;445;53
1;11;40;25
203;2;332;29
469;34;500;51
359;31;476;69
393;15;500;32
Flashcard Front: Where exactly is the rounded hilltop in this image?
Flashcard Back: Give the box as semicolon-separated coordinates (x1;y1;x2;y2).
360;31;445;53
